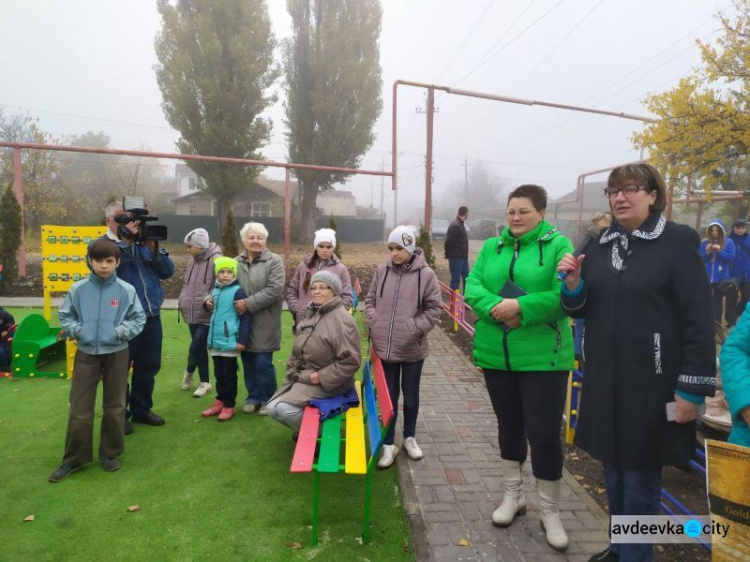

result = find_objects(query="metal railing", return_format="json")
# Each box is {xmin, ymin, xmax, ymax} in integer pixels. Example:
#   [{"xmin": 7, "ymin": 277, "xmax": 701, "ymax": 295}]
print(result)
[{"xmin": 437, "ymin": 281, "xmax": 474, "ymax": 336}]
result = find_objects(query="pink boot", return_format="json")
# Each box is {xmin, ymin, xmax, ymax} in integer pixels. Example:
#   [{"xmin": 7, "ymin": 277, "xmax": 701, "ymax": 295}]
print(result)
[
  {"xmin": 202, "ymin": 400, "xmax": 224, "ymax": 417},
  {"xmin": 218, "ymin": 407, "xmax": 235, "ymax": 422}
]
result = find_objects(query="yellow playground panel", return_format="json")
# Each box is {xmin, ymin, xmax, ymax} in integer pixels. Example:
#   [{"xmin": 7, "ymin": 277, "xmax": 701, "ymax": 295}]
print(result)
[{"xmin": 41, "ymin": 225, "xmax": 107, "ymax": 320}]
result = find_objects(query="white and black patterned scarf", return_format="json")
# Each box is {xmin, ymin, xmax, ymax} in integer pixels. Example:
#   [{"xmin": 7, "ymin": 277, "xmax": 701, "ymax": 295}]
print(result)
[{"xmin": 599, "ymin": 211, "xmax": 666, "ymax": 271}]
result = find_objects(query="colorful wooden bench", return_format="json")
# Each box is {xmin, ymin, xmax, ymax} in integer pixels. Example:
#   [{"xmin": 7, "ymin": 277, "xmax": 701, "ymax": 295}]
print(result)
[{"xmin": 290, "ymin": 350, "xmax": 394, "ymax": 545}]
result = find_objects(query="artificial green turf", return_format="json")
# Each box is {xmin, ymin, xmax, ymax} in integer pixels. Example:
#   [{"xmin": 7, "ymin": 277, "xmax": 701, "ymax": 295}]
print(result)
[{"xmin": 0, "ymin": 308, "xmax": 414, "ymax": 561}]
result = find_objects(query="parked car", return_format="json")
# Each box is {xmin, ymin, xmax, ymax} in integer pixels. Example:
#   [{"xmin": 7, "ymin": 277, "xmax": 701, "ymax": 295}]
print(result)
[
  {"xmin": 431, "ymin": 219, "xmax": 450, "ymax": 240},
  {"xmin": 468, "ymin": 218, "xmax": 499, "ymax": 240}
]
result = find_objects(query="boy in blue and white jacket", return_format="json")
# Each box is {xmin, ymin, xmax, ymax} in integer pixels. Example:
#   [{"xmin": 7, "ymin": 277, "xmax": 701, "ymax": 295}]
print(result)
[
  {"xmin": 49, "ymin": 239, "xmax": 146, "ymax": 483},
  {"xmin": 201, "ymin": 257, "xmax": 252, "ymax": 422}
]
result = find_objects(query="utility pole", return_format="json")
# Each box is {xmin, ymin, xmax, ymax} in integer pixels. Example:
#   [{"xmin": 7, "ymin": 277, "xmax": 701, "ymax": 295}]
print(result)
[
  {"xmin": 416, "ymin": 90, "xmax": 437, "ymax": 233},
  {"xmin": 380, "ymin": 155, "xmax": 385, "ymax": 219},
  {"xmin": 462, "ymin": 155, "xmax": 470, "ymax": 204}
]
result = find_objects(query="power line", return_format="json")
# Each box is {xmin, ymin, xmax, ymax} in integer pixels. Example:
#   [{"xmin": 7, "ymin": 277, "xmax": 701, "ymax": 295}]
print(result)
[
  {"xmin": 433, "ymin": 0, "xmax": 497, "ymax": 84},
  {"xmin": 0, "ymin": 102, "xmax": 175, "ymax": 132},
  {"xmin": 453, "ymin": 0, "xmax": 565, "ymax": 86},
  {"xmin": 508, "ymin": 0, "xmax": 606, "ymax": 95}
]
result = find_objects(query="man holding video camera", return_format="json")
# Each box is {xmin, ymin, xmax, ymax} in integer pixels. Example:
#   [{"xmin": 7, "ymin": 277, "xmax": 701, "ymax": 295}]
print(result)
[{"xmin": 104, "ymin": 200, "xmax": 174, "ymax": 433}]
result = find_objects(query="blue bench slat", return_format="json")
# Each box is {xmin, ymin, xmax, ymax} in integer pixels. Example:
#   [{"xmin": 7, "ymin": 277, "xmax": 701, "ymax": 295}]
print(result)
[{"xmin": 363, "ymin": 361, "xmax": 382, "ymax": 459}]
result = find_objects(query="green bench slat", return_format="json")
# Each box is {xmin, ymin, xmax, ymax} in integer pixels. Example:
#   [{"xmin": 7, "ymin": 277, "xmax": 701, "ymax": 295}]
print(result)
[{"xmin": 317, "ymin": 415, "xmax": 342, "ymax": 473}]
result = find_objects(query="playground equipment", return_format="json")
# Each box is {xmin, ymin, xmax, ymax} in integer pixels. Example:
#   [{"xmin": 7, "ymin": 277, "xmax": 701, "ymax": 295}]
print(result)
[
  {"xmin": 565, "ymin": 362, "xmax": 583, "ymax": 444},
  {"xmin": 41, "ymin": 225, "xmax": 107, "ymax": 320},
  {"xmin": 10, "ymin": 314, "xmax": 71, "ymax": 379}
]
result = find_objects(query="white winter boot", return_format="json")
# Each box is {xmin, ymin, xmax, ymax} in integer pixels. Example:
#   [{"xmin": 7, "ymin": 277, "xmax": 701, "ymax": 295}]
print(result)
[
  {"xmin": 537, "ymin": 478, "xmax": 569, "ymax": 551},
  {"xmin": 491, "ymin": 459, "xmax": 526, "ymax": 527}
]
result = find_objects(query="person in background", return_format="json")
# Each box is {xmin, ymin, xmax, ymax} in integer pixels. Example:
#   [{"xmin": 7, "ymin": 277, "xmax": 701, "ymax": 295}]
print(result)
[
  {"xmin": 50, "ymin": 239, "xmax": 145, "ymax": 482},
  {"xmin": 366, "ymin": 225, "xmax": 442, "ymax": 468},
  {"xmin": 201, "ymin": 258, "xmax": 252, "ymax": 422},
  {"xmin": 729, "ymin": 219, "xmax": 750, "ymax": 319},
  {"xmin": 103, "ymin": 201, "xmax": 174, "ymax": 433},
  {"xmin": 267, "ymin": 271, "xmax": 361, "ymax": 433},
  {"xmin": 0, "ymin": 306, "xmax": 16, "ymax": 368},
  {"xmin": 573, "ymin": 212, "xmax": 612, "ymax": 367},
  {"xmin": 465, "ymin": 184, "xmax": 574, "ymax": 552},
  {"xmin": 700, "ymin": 219, "xmax": 737, "ymax": 327},
  {"xmin": 178, "ymin": 228, "xmax": 222, "ymax": 397},
  {"xmin": 444, "ymin": 206, "xmax": 470, "ymax": 292},
  {"xmin": 286, "ymin": 228, "xmax": 352, "ymax": 331},
  {"xmin": 558, "ymin": 163, "xmax": 715, "ymax": 562}
]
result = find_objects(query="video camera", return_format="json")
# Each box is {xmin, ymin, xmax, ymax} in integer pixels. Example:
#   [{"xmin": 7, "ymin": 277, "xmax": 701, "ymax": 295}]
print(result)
[{"xmin": 114, "ymin": 196, "xmax": 168, "ymax": 242}]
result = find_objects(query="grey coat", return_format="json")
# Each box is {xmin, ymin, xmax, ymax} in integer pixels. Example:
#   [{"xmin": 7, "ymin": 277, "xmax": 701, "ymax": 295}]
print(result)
[
  {"xmin": 365, "ymin": 249, "xmax": 442, "ymax": 362},
  {"xmin": 178, "ymin": 243, "xmax": 222, "ymax": 325},
  {"xmin": 236, "ymin": 248, "xmax": 285, "ymax": 353},
  {"xmin": 286, "ymin": 253, "xmax": 353, "ymax": 324},
  {"xmin": 270, "ymin": 296, "xmax": 361, "ymax": 407}
]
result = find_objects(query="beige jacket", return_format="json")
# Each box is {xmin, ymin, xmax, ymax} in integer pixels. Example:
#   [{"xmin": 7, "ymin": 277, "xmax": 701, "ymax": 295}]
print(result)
[{"xmin": 270, "ymin": 296, "xmax": 361, "ymax": 407}]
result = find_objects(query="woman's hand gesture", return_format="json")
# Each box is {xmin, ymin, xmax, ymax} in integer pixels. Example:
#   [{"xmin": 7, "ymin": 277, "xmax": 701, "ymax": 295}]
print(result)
[{"xmin": 557, "ymin": 253, "xmax": 585, "ymax": 291}]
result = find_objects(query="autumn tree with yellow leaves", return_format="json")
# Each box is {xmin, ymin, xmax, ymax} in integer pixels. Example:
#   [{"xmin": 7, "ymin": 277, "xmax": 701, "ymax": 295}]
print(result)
[{"xmin": 635, "ymin": 0, "xmax": 750, "ymax": 193}]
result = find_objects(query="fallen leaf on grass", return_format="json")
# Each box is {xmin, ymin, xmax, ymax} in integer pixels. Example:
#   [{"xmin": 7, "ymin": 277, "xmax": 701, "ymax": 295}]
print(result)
[
  {"xmin": 573, "ymin": 474, "xmax": 585, "ymax": 481},
  {"xmin": 284, "ymin": 541, "xmax": 303, "ymax": 550},
  {"xmin": 127, "ymin": 505, "xmax": 140, "ymax": 512},
  {"xmin": 403, "ymin": 541, "xmax": 410, "ymax": 552},
  {"xmin": 569, "ymin": 453, "xmax": 579, "ymax": 460},
  {"xmin": 458, "ymin": 539, "xmax": 469, "ymax": 546},
  {"xmin": 23, "ymin": 514, "xmax": 35, "ymax": 522},
  {"xmin": 597, "ymin": 487, "xmax": 606, "ymax": 494},
  {"xmin": 582, "ymin": 484, "xmax": 591, "ymax": 490},
  {"xmin": 194, "ymin": 419, "xmax": 203, "ymax": 423}
]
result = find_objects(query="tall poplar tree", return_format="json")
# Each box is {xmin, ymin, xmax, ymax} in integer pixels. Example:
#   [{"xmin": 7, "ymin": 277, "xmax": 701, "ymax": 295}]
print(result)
[
  {"xmin": 284, "ymin": 0, "xmax": 383, "ymax": 238},
  {"xmin": 155, "ymin": 0, "xmax": 278, "ymax": 247}
]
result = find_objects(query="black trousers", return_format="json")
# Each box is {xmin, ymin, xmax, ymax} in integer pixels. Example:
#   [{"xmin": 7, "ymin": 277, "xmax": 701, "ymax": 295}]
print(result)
[
  {"xmin": 483, "ymin": 369, "xmax": 568, "ymax": 481},
  {"xmin": 712, "ymin": 281, "xmax": 738, "ymax": 326}
]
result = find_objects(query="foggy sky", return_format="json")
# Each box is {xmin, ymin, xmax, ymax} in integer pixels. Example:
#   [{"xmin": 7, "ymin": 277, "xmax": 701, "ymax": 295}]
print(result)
[{"xmin": 1, "ymin": 0, "xmax": 732, "ymax": 226}]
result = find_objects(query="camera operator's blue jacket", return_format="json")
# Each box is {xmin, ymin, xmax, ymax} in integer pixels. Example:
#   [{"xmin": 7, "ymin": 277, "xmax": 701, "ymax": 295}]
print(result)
[{"xmin": 99, "ymin": 234, "xmax": 175, "ymax": 317}]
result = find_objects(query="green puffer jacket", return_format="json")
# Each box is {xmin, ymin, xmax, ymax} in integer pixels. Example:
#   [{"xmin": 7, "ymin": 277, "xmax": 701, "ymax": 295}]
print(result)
[{"xmin": 465, "ymin": 219, "xmax": 574, "ymax": 372}]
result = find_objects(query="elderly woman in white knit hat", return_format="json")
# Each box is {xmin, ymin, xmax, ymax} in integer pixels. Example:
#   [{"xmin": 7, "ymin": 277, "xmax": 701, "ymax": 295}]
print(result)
[
  {"xmin": 178, "ymin": 228, "xmax": 222, "ymax": 397},
  {"xmin": 267, "ymin": 270, "xmax": 361, "ymax": 433},
  {"xmin": 365, "ymin": 226, "xmax": 443, "ymax": 468},
  {"xmin": 286, "ymin": 228, "xmax": 353, "ymax": 332}
]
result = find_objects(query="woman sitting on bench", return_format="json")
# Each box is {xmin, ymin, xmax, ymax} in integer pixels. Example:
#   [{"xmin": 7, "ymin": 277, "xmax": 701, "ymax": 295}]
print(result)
[{"xmin": 266, "ymin": 271, "xmax": 361, "ymax": 435}]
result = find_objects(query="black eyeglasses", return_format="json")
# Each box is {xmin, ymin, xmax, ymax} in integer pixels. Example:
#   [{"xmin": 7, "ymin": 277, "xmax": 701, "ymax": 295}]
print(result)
[{"xmin": 603, "ymin": 184, "xmax": 647, "ymax": 197}]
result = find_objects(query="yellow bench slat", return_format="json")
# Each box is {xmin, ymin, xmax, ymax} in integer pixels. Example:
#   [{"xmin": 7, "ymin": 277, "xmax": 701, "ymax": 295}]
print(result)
[{"xmin": 345, "ymin": 381, "xmax": 367, "ymax": 475}]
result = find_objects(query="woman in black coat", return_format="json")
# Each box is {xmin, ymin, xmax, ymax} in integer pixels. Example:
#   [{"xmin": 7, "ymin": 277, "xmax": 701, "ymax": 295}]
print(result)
[{"xmin": 557, "ymin": 163, "xmax": 715, "ymax": 562}]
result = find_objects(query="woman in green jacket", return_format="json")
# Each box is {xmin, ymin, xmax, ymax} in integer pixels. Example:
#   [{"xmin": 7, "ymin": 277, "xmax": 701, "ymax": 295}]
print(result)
[{"xmin": 465, "ymin": 184, "xmax": 574, "ymax": 552}]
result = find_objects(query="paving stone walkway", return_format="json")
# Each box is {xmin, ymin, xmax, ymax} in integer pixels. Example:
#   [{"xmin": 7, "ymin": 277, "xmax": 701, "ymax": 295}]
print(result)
[{"xmin": 393, "ymin": 327, "xmax": 610, "ymax": 561}]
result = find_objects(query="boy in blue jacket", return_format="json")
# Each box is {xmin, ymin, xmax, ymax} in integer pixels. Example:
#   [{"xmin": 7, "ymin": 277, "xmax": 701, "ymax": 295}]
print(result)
[
  {"xmin": 49, "ymin": 239, "xmax": 146, "ymax": 482},
  {"xmin": 201, "ymin": 257, "xmax": 252, "ymax": 422}
]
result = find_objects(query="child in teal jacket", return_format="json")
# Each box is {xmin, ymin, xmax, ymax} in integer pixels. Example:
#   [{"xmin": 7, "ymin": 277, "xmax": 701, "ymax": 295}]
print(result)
[
  {"xmin": 201, "ymin": 257, "xmax": 252, "ymax": 422},
  {"xmin": 718, "ymin": 307, "xmax": 750, "ymax": 448}
]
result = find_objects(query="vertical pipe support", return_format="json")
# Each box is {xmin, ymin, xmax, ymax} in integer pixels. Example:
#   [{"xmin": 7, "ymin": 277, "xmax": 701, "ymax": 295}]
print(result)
[{"xmin": 13, "ymin": 148, "xmax": 26, "ymax": 278}]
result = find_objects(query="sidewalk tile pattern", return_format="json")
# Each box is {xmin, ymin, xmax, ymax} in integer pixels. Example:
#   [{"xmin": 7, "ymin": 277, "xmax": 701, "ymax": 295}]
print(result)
[{"xmin": 393, "ymin": 328, "xmax": 610, "ymax": 561}]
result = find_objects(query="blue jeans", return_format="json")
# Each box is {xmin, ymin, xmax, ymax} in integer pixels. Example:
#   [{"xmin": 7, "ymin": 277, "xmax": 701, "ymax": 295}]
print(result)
[
  {"xmin": 186, "ymin": 324, "xmax": 210, "ymax": 383},
  {"xmin": 241, "ymin": 351, "xmax": 277, "ymax": 405},
  {"xmin": 382, "ymin": 359, "xmax": 424, "ymax": 445},
  {"xmin": 127, "ymin": 315, "xmax": 163, "ymax": 418},
  {"xmin": 604, "ymin": 463, "xmax": 663, "ymax": 562},
  {"xmin": 213, "ymin": 355, "xmax": 238, "ymax": 408},
  {"xmin": 448, "ymin": 258, "xmax": 469, "ymax": 292}
]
